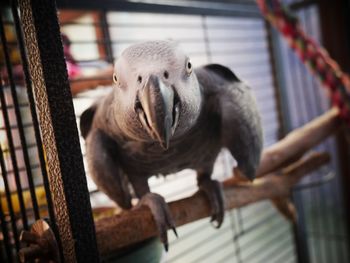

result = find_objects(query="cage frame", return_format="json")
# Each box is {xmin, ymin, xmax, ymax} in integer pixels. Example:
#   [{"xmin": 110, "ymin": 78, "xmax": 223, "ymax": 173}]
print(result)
[{"xmin": 16, "ymin": 0, "xmax": 99, "ymax": 262}]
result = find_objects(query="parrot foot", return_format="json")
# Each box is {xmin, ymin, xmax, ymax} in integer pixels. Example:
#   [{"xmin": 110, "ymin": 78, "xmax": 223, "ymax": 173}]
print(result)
[
  {"xmin": 137, "ymin": 192, "xmax": 177, "ymax": 251},
  {"xmin": 199, "ymin": 179, "xmax": 225, "ymax": 228}
]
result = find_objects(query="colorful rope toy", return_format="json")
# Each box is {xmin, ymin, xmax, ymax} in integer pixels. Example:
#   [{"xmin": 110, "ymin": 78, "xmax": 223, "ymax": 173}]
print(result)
[{"xmin": 257, "ymin": 0, "xmax": 350, "ymax": 125}]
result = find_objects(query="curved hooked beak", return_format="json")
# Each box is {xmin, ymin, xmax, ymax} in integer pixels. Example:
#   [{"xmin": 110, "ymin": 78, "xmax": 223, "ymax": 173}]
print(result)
[{"xmin": 135, "ymin": 75, "xmax": 180, "ymax": 149}]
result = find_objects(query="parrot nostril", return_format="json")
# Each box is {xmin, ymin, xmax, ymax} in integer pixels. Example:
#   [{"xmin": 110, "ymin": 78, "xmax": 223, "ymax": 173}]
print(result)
[
  {"xmin": 164, "ymin": 71, "xmax": 169, "ymax": 79},
  {"xmin": 138, "ymin": 76, "xmax": 142, "ymax": 83}
]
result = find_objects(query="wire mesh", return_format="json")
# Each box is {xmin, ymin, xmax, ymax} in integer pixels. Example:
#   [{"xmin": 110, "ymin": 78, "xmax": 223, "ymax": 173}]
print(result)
[{"xmin": 0, "ymin": 3, "xmax": 55, "ymax": 262}]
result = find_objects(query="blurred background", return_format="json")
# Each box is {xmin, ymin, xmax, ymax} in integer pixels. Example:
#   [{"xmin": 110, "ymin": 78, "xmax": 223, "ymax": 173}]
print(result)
[{"xmin": 1, "ymin": 0, "xmax": 349, "ymax": 262}]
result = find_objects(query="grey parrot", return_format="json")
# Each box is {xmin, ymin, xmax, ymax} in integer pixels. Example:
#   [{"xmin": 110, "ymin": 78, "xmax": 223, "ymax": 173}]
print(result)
[{"xmin": 80, "ymin": 40, "xmax": 263, "ymax": 250}]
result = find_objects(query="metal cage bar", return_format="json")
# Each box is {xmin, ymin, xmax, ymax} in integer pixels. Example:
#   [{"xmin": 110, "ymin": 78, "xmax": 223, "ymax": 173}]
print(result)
[
  {"xmin": 0, "ymin": 6, "xmax": 40, "ymax": 222},
  {"xmin": 0, "ymin": 14, "xmax": 29, "ymax": 232}
]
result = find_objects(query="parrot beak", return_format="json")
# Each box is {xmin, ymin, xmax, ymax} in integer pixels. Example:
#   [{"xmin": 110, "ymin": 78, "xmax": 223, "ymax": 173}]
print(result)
[{"xmin": 136, "ymin": 75, "xmax": 178, "ymax": 149}]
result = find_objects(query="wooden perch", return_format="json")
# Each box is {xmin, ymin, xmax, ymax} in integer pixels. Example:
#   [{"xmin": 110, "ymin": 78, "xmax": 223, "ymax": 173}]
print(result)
[
  {"xmin": 95, "ymin": 152, "xmax": 329, "ymax": 256},
  {"xmin": 256, "ymin": 107, "xmax": 340, "ymax": 176}
]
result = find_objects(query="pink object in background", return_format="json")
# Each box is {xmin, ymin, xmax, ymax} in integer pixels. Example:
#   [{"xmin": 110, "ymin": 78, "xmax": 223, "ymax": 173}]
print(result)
[
  {"xmin": 66, "ymin": 60, "xmax": 81, "ymax": 78},
  {"xmin": 62, "ymin": 33, "xmax": 82, "ymax": 78}
]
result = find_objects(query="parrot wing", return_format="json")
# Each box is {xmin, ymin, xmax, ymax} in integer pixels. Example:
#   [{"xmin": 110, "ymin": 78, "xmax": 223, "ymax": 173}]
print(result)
[
  {"xmin": 198, "ymin": 64, "xmax": 263, "ymax": 180},
  {"xmin": 80, "ymin": 103, "xmax": 98, "ymax": 139}
]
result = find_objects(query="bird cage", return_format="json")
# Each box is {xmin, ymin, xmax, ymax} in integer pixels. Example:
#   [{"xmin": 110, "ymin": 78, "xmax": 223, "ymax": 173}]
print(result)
[{"xmin": 0, "ymin": 0, "xmax": 349, "ymax": 262}]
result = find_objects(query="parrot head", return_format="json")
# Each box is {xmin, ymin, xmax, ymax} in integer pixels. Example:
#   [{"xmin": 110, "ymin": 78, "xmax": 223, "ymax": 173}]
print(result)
[{"xmin": 111, "ymin": 40, "xmax": 202, "ymax": 149}]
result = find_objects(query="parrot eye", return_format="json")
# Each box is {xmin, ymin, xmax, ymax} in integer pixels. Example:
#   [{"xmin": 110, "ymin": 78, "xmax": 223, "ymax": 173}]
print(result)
[
  {"xmin": 186, "ymin": 59, "xmax": 192, "ymax": 75},
  {"xmin": 113, "ymin": 73, "xmax": 118, "ymax": 84},
  {"xmin": 164, "ymin": 71, "xmax": 169, "ymax": 79},
  {"xmin": 138, "ymin": 76, "xmax": 142, "ymax": 83}
]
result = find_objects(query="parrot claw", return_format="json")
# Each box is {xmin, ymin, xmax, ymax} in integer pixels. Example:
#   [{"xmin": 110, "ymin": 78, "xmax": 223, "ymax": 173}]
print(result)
[
  {"xmin": 137, "ymin": 192, "xmax": 177, "ymax": 251},
  {"xmin": 199, "ymin": 179, "xmax": 225, "ymax": 228},
  {"xmin": 172, "ymin": 227, "xmax": 178, "ymax": 238}
]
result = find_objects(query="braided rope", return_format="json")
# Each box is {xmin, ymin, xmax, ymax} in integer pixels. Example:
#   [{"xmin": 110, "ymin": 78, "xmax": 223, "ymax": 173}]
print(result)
[{"xmin": 257, "ymin": 0, "xmax": 350, "ymax": 125}]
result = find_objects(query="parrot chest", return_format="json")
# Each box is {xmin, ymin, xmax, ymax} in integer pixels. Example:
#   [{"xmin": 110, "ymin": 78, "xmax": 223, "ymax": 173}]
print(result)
[{"xmin": 118, "ymin": 116, "xmax": 221, "ymax": 176}]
